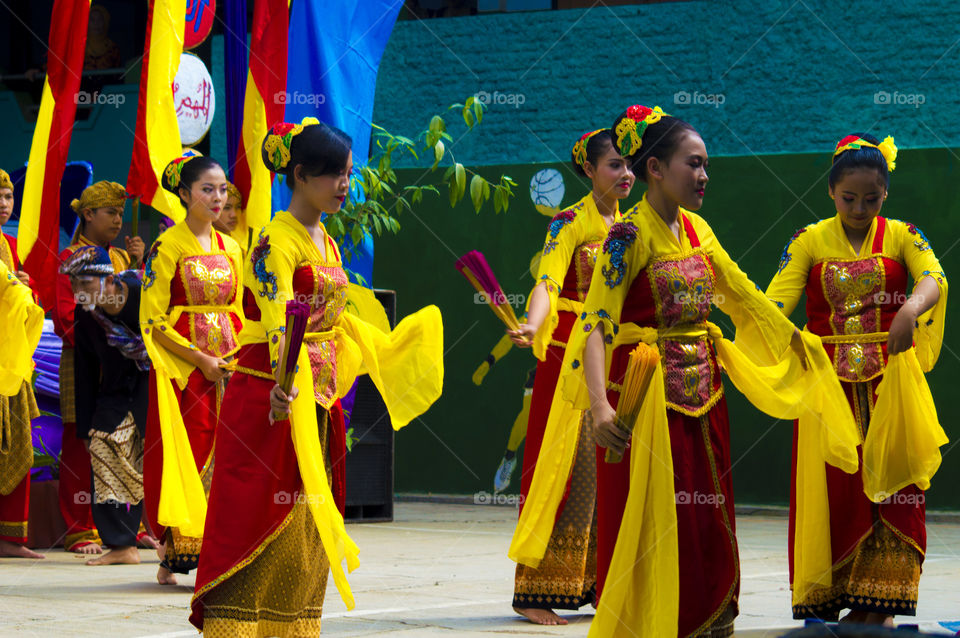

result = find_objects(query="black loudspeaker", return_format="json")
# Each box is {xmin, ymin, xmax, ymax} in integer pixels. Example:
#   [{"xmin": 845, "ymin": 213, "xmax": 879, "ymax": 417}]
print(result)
[{"xmin": 343, "ymin": 289, "xmax": 396, "ymax": 523}]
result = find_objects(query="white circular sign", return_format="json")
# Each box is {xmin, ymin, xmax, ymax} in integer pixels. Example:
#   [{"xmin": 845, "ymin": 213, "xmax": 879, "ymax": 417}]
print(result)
[
  {"xmin": 173, "ymin": 53, "xmax": 215, "ymax": 146},
  {"xmin": 530, "ymin": 168, "xmax": 564, "ymax": 209}
]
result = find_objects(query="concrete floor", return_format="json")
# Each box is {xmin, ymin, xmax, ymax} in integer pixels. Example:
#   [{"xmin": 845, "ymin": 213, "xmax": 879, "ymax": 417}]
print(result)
[{"xmin": 1, "ymin": 502, "xmax": 958, "ymax": 637}]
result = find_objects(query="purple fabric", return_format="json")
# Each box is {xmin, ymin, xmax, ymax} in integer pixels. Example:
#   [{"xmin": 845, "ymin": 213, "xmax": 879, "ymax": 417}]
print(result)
[{"xmin": 223, "ymin": 0, "xmax": 248, "ymax": 181}]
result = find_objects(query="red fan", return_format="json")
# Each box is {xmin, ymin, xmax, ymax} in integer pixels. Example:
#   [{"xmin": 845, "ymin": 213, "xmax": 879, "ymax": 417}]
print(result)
[
  {"xmin": 271, "ymin": 300, "xmax": 311, "ymax": 422},
  {"xmin": 455, "ymin": 250, "xmax": 521, "ymax": 333}
]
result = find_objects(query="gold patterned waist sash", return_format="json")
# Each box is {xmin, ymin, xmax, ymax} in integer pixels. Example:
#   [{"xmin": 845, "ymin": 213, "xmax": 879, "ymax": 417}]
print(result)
[
  {"xmin": 230, "ymin": 328, "xmax": 338, "ymax": 380},
  {"xmin": 613, "ymin": 322, "xmax": 712, "ymax": 347},
  {"xmin": 819, "ymin": 331, "xmax": 888, "ymax": 345},
  {"xmin": 168, "ymin": 304, "xmax": 235, "ymax": 326}
]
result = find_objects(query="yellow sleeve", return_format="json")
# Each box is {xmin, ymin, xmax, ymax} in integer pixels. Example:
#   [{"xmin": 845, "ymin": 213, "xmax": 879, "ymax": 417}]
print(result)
[
  {"xmin": 140, "ymin": 230, "xmax": 196, "ymax": 385},
  {"xmin": 561, "ymin": 219, "xmax": 647, "ymax": 409},
  {"xmin": 696, "ymin": 216, "xmax": 794, "ymax": 365},
  {"xmin": 894, "ymin": 220, "xmax": 948, "ymax": 371},
  {"xmin": 246, "ymin": 226, "xmax": 298, "ymax": 372},
  {"xmin": 0, "ymin": 262, "xmax": 43, "ymax": 395},
  {"xmin": 530, "ymin": 207, "xmax": 583, "ymax": 360},
  {"xmin": 336, "ymin": 305, "xmax": 444, "ymax": 430},
  {"xmin": 765, "ymin": 225, "xmax": 815, "ymax": 318}
]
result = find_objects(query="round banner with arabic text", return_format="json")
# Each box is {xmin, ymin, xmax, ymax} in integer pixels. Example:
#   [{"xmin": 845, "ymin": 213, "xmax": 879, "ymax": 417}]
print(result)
[{"xmin": 174, "ymin": 52, "xmax": 216, "ymax": 147}]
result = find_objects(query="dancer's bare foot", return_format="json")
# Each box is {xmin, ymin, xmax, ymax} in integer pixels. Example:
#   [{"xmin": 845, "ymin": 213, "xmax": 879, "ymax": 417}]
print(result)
[
  {"xmin": 137, "ymin": 534, "xmax": 160, "ymax": 551},
  {"xmin": 86, "ymin": 545, "xmax": 140, "ymax": 566},
  {"xmin": 71, "ymin": 542, "xmax": 103, "ymax": 555},
  {"xmin": 514, "ymin": 607, "xmax": 568, "ymax": 625},
  {"xmin": 157, "ymin": 565, "xmax": 178, "ymax": 585},
  {"xmin": 155, "ymin": 540, "xmax": 166, "ymax": 561},
  {"xmin": 0, "ymin": 539, "xmax": 44, "ymax": 559}
]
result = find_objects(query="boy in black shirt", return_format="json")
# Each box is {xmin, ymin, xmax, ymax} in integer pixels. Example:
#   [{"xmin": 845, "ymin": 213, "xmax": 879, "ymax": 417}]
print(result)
[{"xmin": 61, "ymin": 246, "xmax": 152, "ymax": 566}]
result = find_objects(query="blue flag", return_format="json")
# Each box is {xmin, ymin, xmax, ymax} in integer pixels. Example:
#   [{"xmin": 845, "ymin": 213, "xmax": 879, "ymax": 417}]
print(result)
[{"xmin": 273, "ymin": 0, "xmax": 403, "ymax": 286}]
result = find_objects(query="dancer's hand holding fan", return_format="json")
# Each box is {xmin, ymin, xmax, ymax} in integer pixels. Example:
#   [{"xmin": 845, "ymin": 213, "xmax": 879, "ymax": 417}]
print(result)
[
  {"xmin": 270, "ymin": 301, "xmax": 311, "ymax": 423},
  {"xmin": 606, "ymin": 342, "xmax": 661, "ymax": 463}
]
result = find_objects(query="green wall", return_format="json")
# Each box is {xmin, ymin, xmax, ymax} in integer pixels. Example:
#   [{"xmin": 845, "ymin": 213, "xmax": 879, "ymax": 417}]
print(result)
[{"xmin": 374, "ymin": 147, "xmax": 960, "ymax": 508}]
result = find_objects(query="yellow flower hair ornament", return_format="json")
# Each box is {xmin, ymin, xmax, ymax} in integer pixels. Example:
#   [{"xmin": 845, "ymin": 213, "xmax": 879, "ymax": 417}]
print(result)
[
  {"xmin": 833, "ymin": 135, "xmax": 898, "ymax": 172},
  {"xmin": 615, "ymin": 105, "xmax": 667, "ymax": 158},
  {"xmin": 572, "ymin": 129, "xmax": 606, "ymax": 168},
  {"xmin": 162, "ymin": 155, "xmax": 199, "ymax": 193},
  {"xmin": 263, "ymin": 116, "xmax": 320, "ymax": 173},
  {"xmin": 0, "ymin": 168, "xmax": 12, "ymax": 191}
]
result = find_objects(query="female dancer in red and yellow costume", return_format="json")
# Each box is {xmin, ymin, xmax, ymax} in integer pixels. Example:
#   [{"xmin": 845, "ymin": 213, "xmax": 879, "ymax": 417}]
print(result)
[
  {"xmin": 518, "ymin": 106, "xmax": 860, "ymax": 637},
  {"xmin": 763, "ymin": 134, "xmax": 947, "ymax": 626},
  {"xmin": 140, "ymin": 155, "xmax": 244, "ymax": 585},
  {"xmin": 190, "ymin": 119, "xmax": 443, "ymax": 636},
  {"xmin": 506, "ymin": 129, "xmax": 634, "ymax": 625},
  {"xmin": 0, "ymin": 179, "xmax": 43, "ymax": 557}
]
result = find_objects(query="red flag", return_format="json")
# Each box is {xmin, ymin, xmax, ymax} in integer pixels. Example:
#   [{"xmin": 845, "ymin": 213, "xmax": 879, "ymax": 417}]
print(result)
[
  {"xmin": 126, "ymin": 0, "xmax": 186, "ymax": 222},
  {"xmin": 234, "ymin": 0, "xmax": 288, "ymax": 234},
  {"xmin": 18, "ymin": 0, "xmax": 91, "ymax": 308}
]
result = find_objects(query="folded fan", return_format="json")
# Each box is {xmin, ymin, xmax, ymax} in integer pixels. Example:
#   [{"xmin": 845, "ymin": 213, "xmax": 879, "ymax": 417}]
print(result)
[
  {"xmin": 455, "ymin": 250, "xmax": 521, "ymax": 332},
  {"xmin": 606, "ymin": 342, "xmax": 661, "ymax": 463},
  {"xmin": 272, "ymin": 300, "xmax": 311, "ymax": 422}
]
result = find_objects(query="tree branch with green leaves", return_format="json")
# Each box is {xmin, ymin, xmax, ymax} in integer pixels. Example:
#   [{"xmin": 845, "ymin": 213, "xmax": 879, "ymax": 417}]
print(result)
[{"xmin": 327, "ymin": 96, "xmax": 518, "ymax": 264}]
